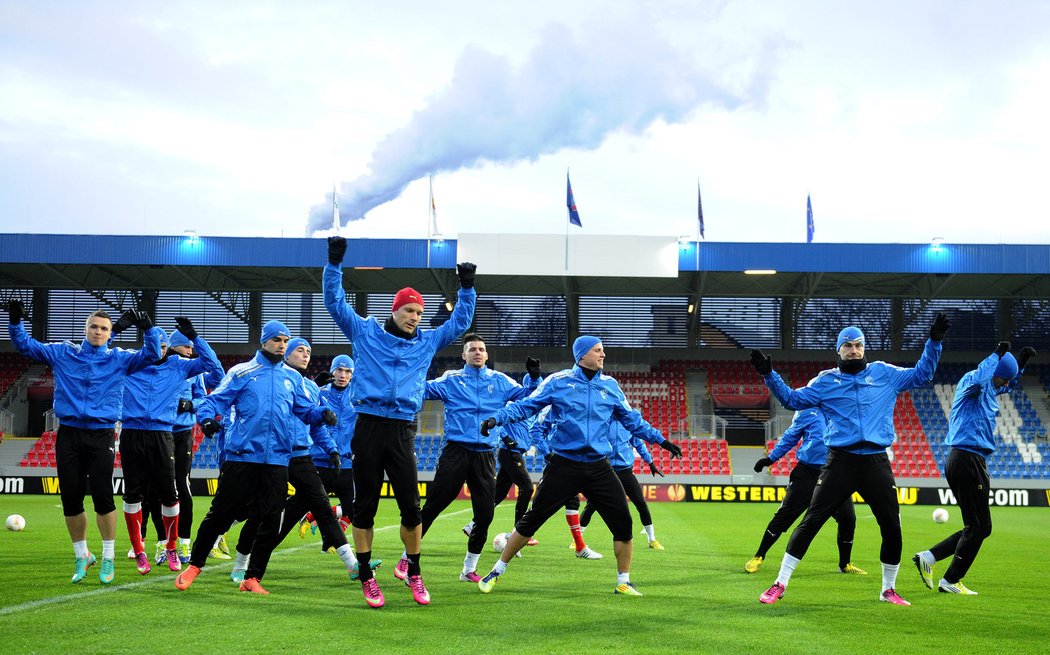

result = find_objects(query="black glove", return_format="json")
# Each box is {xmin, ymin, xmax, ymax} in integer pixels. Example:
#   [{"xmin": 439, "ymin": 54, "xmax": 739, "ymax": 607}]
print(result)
[
  {"xmin": 480, "ymin": 417, "xmax": 497, "ymax": 436},
  {"xmin": 660, "ymin": 440, "xmax": 683, "ymax": 459},
  {"xmin": 1018, "ymin": 346, "xmax": 1037, "ymax": 369},
  {"xmin": 132, "ymin": 310, "xmax": 153, "ymax": 331},
  {"xmin": 525, "ymin": 357, "xmax": 541, "ymax": 379},
  {"xmin": 199, "ymin": 418, "xmax": 221, "ymax": 438},
  {"xmin": 177, "ymin": 399, "xmax": 196, "ymax": 414},
  {"xmin": 322, "ymin": 409, "xmax": 338, "ymax": 426},
  {"xmin": 328, "ymin": 236, "xmax": 347, "ymax": 266},
  {"xmin": 753, "ymin": 457, "xmax": 773, "ymax": 473},
  {"xmin": 6, "ymin": 299, "xmax": 24, "ymax": 325},
  {"xmin": 456, "ymin": 262, "xmax": 477, "ymax": 289},
  {"xmin": 313, "ymin": 371, "xmax": 335, "ymax": 387},
  {"xmin": 328, "ymin": 451, "xmax": 341, "ymax": 472},
  {"xmin": 929, "ymin": 312, "xmax": 951, "ymax": 341},
  {"xmin": 995, "ymin": 341, "xmax": 1011, "ymax": 357},
  {"xmin": 750, "ymin": 349, "xmax": 772, "ymax": 376},
  {"xmin": 111, "ymin": 310, "xmax": 136, "ymax": 335},
  {"xmin": 648, "ymin": 462, "xmax": 665, "ymax": 477},
  {"xmin": 500, "ymin": 433, "xmax": 518, "ymax": 450},
  {"xmin": 175, "ymin": 316, "xmax": 197, "ymax": 340}
]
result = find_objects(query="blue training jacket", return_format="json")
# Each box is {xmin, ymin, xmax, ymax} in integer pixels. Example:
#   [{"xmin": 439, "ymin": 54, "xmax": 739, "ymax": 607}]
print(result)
[
  {"xmin": 494, "ymin": 365, "xmax": 667, "ymax": 463},
  {"xmin": 323, "ymin": 263, "xmax": 476, "ymax": 420},
  {"xmin": 173, "ymin": 375, "xmax": 207, "ymax": 431},
  {"xmin": 763, "ymin": 339, "xmax": 942, "ymax": 454},
  {"xmin": 425, "ymin": 365, "xmax": 539, "ymax": 451},
  {"xmin": 197, "ymin": 351, "xmax": 327, "ymax": 466},
  {"xmin": 10, "ymin": 322, "xmax": 164, "ymax": 430},
  {"xmin": 286, "ymin": 369, "xmax": 338, "ymax": 458},
  {"xmin": 769, "ymin": 409, "xmax": 828, "ymax": 468},
  {"xmin": 313, "ymin": 382, "xmax": 356, "ymax": 469},
  {"xmin": 608, "ymin": 422, "xmax": 654, "ymax": 470},
  {"xmin": 946, "ymin": 352, "xmax": 1023, "ymax": 457},
  {"xmin": 121, "ymin": 336, "xmax": 224, "ymax": 431}
]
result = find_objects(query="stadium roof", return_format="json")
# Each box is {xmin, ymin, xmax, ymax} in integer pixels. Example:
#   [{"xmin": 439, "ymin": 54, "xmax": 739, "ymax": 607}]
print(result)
[{"xmin": 2, "ymin": 233, "xmax": 1049, "ymax": 299}]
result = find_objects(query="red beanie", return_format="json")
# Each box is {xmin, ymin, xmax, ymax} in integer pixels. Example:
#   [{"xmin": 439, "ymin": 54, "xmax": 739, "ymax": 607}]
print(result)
[{"xmin": 392, "ymin": 287, "xmax": 424, "ymax": 313}]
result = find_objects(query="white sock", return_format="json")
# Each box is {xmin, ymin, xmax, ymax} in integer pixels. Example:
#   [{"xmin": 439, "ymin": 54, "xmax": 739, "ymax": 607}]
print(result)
[
  {"xmin": 179, "ymin": 537, "xmax": 191, "ymax": 547},
  {"xmin": 73, "ymin": 540, "xmax": 89, "ymax": 559},
  {"xmin": 401, "ymin": 549, "xmax": 408, "ymax": 560},
  {"xmin": 492, "ymin": 559, "xmax": 508, "ymax": 575},
  {"xmin": 101, "ymin": 540, "xmax": 115, "ymax": 560},
  {"xmin": 233, "ymin": 551, "xmax": 250, "ymax": 571},
  {"xmin": 336, "ymin": 544, "xmax": 357, "ymax": 570},
  {"xmin": 643, "ymin": 524, "xmax": 656, "ymax": 541},
  {"xmin": 881, "ymin": 562, "xmax": 900, "ymax": 592},
  {"xmin": 775, "ymin": 553, "xmax": 800, "ymax": 587},
  {"xmin": 919, "ymin": 550, "xmax": 935, "ymax": 565},
  {"xmin": 334, "ymin": 505, "xmax": 343, "ymax": 519},
  {"xmin": 463, "ymin": 551, "xmax": 481, "ymax": 574},
  {"xmin": 465, "ymin": 520, "xmax": 475, "ymax": 532},
  {"xmin": 617, "ymin": 571, "xmax": 630, "ymax": 585},
  {"xmin": 213, "ymin": 535, "xmax": 223, "ymax": 549}
]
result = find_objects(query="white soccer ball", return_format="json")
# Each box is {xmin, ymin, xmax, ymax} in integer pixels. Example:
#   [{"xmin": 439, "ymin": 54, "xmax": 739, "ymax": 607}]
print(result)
[
  {"xmin": 932, "ymin": 508, "xmax": 949, "ymax": 524},
  {"xmin": 492, "ymin": 532, "xmax": 509, "ymax": 552},
  {"xmin": 5, "ymin": 514, "xmax": 25, "ymax": 531}
]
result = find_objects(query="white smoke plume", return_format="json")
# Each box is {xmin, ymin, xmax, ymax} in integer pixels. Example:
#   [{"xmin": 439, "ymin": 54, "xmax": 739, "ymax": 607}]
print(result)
[{"xmin": 306, "ymin": 13, "xmax": 781, "ymax": 234}]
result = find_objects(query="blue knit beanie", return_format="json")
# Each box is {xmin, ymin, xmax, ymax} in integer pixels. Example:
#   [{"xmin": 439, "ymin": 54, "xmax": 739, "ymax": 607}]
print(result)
[
  {"xmin": 836, "ymin": 326, "xmax": 866, "ymax": 350},
  {"xmin": 330, "ymin": 354, "xmax": 354, "ymax": 372},
  {"xmin": 285, "ymin": 337, "xmax": 311, "ymax": 359},
  {"xmin": 572, "ymin": 335, "xmax": 602, "ymax": 362},
  {"xmin": 168, "ymin": 329, "xmax": 192, "ymax": 349},
  {"xmin": 260, "ymin": 320, "xmax": 290, "ymax": 344},
  {"xmin": 994, "ymin": 352, "xmax": 1018, "ymax": 380}
]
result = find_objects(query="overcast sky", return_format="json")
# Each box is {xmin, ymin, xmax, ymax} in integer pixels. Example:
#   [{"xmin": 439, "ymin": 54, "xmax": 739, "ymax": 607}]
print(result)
[{"xmin": 1, "ymin": 1, "xmax": 1048, "ymax": 244}]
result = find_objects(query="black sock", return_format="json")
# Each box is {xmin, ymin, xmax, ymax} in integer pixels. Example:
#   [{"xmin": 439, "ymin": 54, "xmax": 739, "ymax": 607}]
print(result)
[
  {"xmin": 357, "ymin": 550, "xmax": 373, "ymax": 582},
  {"xmin": 755, "ymin": 528, "xmax": 780, "ymax": 559},
  {"xmin": 407, "ymin": 552, "xmax": 421, "ymax": 577}
]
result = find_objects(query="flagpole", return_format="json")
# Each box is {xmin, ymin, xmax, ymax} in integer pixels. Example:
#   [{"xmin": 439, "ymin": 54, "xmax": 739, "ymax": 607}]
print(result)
[
  {"xmin": 565, "ymin": 168, "xmax": 570, "ymax": 273},
  {"xmin": 424, "ymin": 173, "xmax": 432, "ymax": 270},
  {"xmin": 331, "ymin": 182, "xmax": 339, "ymax": 236},
  {"xmin": 695, "ymin": 178, "xmax": 700, "ymax": 271}
]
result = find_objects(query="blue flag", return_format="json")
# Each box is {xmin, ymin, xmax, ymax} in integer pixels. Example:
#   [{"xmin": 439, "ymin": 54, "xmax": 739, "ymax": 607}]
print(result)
[
  {"xmin": 567, "ymin": 173, "xmax": 582, "ymax": 227},
  {"xmin": 697, "ymin": 180, "xmax": 705, "ymax": 239},
  {"xmin": 806, "ymin": 194, "xmax": 814, "ymax": 243}
]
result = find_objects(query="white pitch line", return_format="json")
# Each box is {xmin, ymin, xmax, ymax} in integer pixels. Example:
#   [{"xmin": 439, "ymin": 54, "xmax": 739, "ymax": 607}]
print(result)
[{"xmin": 0, "ymin": 507, "xmax": 476, "ymax": 617}]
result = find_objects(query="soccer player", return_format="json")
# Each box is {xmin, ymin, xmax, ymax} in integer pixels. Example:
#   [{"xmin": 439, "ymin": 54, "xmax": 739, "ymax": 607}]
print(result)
[
  {"xmin": 174, "ymin": 321, "xmax": 334, "ymax": 592},
  {"xmin": 530, "ymin": 408, "xmax": 604, "ymax": 559},
  {"xmin": 746, "ymin": 407, "xmax": 864, "ymax": 575},
  {"xmin": 119, "ymin": 317, "xmax": 222, "ymax": 575},
  {"xmin": 230, "ymin": 338, "xmax": 356, "ymax": 593},
  {"xmin": 579, "ymin": 421, "xmax": 666, "ymax": 551},
  {"xmin": 297, "ymin": 354, "xmax": 359, "ymax": 550},
  {"xmin": 750, "ymin": 314, "xmax": 950, "ymax": 606},
  {"xmin": 463, "ymin": 399, "xmax": 542, "ymax": 549},
  {"xmin": 913, "ymin": 343, "xmax": 1035, "ymax": 595},
  {"xmin": 168, "ymin": 326, "xmax": 225, "ymax": 563},
  {"xmin": 324, "ymin": 235, "xmax": 476, "ymax": 608},
  {"xmin": 476, "ymin": 336, "xmax": 683, "ymax": 596},
  {"xmin": 416, "ymin": 335, "xmax": 540, "ymax": 582},
  {"xmin": 7, "ymin": 301, "xmax": 162, "ymax": 584}
]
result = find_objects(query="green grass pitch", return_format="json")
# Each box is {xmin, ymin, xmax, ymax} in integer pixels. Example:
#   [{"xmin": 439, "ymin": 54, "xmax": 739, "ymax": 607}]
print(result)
[{"xmin": 1, "ymin": 495, "xmax": 1048, "ymax": 654}]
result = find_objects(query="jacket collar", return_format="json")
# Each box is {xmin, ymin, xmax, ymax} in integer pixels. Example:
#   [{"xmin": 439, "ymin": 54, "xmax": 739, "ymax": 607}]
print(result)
[
  {"xmin": 461, "ymin": 364, "xmax": 488, "ymax": 377},
  {"xmin": 80, "ymin": 339, "xmax": 109, "ymax": 354},
  {"xmin": 254, "ymin": 350, "xmax": 284, "ymax": 366}
]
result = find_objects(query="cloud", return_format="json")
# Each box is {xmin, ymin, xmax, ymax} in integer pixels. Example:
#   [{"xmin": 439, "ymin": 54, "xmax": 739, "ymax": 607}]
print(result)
[{"xmin": 307, "ymin": 9, "xmax": 783, "ymax": 233}]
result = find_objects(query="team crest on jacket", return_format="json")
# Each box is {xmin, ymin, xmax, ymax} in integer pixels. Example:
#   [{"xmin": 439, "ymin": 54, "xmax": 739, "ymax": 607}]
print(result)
[
  {"xmin": 865, "ymin": 376, "xmax": 874, "ymax": 384},
  {"xmin": 284, "ymin": 379, "xmax": 293, "ymax": 391},
  {"xmin": 487, "ymin": 384, "xmax": 494, "ymax": 394},
  {"xmin": 600, "ymin": 389, "xmax": 607, "ymax": 399}
]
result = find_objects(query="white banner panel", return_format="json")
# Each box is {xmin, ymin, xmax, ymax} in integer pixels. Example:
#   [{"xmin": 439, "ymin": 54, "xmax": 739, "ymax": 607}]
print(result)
[{"xmin": 457, "ymin": 233, "xmax": 679, "ymax": 278}]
